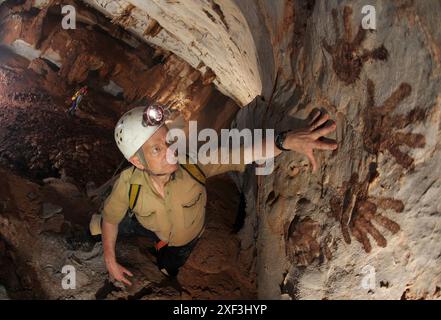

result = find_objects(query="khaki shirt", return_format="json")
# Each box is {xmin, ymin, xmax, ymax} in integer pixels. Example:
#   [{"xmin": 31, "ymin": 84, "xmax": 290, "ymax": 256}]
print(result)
[{"xmin": 102, "ymin": 148, "xmax": 247, "ymax": 247}]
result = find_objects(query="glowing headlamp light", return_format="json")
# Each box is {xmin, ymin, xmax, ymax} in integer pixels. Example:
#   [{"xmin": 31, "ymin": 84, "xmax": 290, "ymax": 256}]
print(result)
[{"xmin": 142, "ymin": 104, "xmax": 165, "ymax": 127}]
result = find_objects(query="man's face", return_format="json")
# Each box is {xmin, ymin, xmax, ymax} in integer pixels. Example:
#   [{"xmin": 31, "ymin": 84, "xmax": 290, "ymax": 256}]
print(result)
[{"xmin": 138, "ymin": 126, "xmax": 178, "ymax": 174}]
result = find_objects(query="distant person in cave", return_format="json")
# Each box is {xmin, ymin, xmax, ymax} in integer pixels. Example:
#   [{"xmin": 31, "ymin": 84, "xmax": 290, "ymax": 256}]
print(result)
[
  {"xmin": 67, "ymin": 85, "xmax": 88, "ymax": 117},
  {"xmin": 89, "ymin": 102, "xmax": 337, "ymax": 285}
]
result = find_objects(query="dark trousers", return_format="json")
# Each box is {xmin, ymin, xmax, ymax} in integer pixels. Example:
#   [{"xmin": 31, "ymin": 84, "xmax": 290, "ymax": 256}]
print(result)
[
  {"xmin": 118, "ymin": 213, "xmax": 199, "ymax": 277},
  {"xmin": 68, "ymin": 96, "xmax": 82, "ymax": 116},
  {"xmin": 68, "ymin": 101, "xmax": 77, "ymax": 116}
]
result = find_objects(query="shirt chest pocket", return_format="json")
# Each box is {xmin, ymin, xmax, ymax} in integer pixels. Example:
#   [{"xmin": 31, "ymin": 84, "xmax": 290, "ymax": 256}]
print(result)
[
  {"xmin": 133, "ymin": 193, "xmax": 160, "ymax": 232},
  {"xmin": 135, "ymin": 209, "xmax": 158, "ymax": 231},
  {"xmin": 181, "ymin": 188, "xmax": 206, "ymax": 229}
]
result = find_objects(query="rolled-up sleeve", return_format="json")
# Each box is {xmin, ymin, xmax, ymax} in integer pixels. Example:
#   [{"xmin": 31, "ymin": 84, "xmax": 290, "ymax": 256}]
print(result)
[
  {"xmin": 197, "ymin": 144, "xmax": 248, "ymax": 178},
  {"xmin": 102, "ymin": 171, "xmax": 129, "ymax": 225}
]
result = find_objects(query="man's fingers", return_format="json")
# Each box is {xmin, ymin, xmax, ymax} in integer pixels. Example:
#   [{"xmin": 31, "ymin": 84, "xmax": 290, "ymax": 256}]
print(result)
[
  {"xmin": 312, "ymin": 121, "xmax": 337, "ymax": 139},
  {"xmin": 120, "ymin": 276, "xmax": 132, "ymax": 286},
  {"xmin": 314, "ymin": 139, "xmax": 338, "ymax": 150},
  {"xmin": 122, "ymin": 267, "xmax": 133, "ymax": 277},
  {"xmin": 308, "ymin": 110, "xmax": 321, "ymax": 126},
  {"xmin": 310, "ymin": 112, "xmax": 330, "ymax": 130}
]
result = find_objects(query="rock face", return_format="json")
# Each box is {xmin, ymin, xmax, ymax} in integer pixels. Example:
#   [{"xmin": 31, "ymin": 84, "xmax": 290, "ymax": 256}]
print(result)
[
  {"xmin": 83, "ymin": 0, "xmax": 262, "ymax": 106},
  {"xmin": 1, "ymin": 0, "xmax": 441, "ymax": 300},
  {"xmin": 233, "ymin": 1, "xmax": 441, "ymax": 299}
]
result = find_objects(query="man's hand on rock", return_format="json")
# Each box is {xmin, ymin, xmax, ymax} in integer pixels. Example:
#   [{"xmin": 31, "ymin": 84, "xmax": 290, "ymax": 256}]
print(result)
[
  {"xmin": 106, "ymin": 260, "xmax": 133, "ymax": 286},
  {"xmin": 283, "ymin": 110, "xmax": 338, "ymax": 172}
]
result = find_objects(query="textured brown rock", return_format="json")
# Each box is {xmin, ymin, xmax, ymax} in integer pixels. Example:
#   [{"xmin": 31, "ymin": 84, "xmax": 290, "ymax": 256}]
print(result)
[{"xmin": 232, "ymin": 0, "xmax": 441, "ymax": 299}]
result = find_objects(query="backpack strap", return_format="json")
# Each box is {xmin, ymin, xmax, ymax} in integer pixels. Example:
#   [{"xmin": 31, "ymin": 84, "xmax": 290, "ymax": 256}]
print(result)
[
  {"xmin": 180, "ymin": 154, "xmax": 206, "ymax": 186},
  {"xmin": 128, "ymin": 184, "xmax": 141, "ymax": 211},
  {"xmin": 128, "ymin": 167, "xmax": 141, "ymax": 217}
]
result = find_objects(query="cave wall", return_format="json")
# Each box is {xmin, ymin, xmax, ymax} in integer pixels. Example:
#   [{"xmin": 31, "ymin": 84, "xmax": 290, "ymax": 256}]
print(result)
[
  {"xmin": 82, "ymin": 0, "xmax": 262, "ymax": 106},
  {"xmin": 234, "ymin": 0, "xmax": 441, "ymax": 299}
]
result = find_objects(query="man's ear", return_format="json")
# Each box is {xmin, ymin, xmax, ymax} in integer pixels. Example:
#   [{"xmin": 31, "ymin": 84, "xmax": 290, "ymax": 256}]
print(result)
[{"xmin": 128, "ymin": 155, "xmax": 145, "ymax": 170}]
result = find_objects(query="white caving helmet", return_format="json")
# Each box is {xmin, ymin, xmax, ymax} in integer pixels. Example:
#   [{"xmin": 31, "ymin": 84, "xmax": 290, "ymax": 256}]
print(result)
[{"xmin": 114, "ymin": 104, "xmax": 166, "ymax": 160}]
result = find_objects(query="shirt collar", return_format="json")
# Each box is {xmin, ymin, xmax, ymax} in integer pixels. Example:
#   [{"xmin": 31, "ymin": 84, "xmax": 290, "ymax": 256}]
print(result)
[{"xmin": 129, "ymin": 165, "xmax": 183, "ymax": 186}]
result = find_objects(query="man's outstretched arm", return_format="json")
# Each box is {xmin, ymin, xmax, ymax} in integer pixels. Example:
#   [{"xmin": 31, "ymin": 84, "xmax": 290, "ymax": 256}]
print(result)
[{"xmin": 247, "ymin": 110, "xmax": 338, "ymax": 172}]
